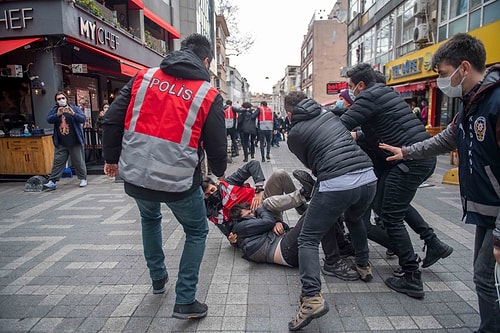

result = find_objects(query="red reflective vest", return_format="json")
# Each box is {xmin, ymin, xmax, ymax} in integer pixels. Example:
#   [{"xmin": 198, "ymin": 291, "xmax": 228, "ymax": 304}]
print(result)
[
  {"xmin": 119, "ymin": 67, "xmax": 219, "ymax": 192},
  {"xmin": 258, "ymin": 106, "xmax": 273, "ymax": 130},
  {"xmin": 224, "ymin": 105, "xmax": 236, "ymax": 129},
  {"xmin": 208, "ymin": 180, "xmax": 256, "ymax": 225}
]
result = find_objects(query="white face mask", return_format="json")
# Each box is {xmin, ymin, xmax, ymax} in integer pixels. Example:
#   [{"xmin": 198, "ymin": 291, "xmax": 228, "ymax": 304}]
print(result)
[
  {"xmin": 437, "ymin": 66, "xmax": 465, "ymax": 98},
  {"xmin": 57, "ymin": 98, "xmax": 67, "ymax": 107}
]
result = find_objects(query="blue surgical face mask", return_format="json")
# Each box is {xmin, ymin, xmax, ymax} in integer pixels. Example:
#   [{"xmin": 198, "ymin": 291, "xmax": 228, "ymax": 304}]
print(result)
[{"xmin": 335, "ymin": 100, "xmax": 344, "ymax": 108}]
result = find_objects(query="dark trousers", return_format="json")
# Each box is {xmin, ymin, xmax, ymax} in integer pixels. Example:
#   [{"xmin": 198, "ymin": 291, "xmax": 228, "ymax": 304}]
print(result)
[
  {"xmin": 240, "ymin": 132, "xmax": 255, "ymax": 159},
  {"xmin": 258, "ymin": 130, "xmax": 272, "ymax": 158},
  {"xmin": 371, "ymin": 158, "xmax": 436, "ymax": 272},
  {"xmin": 226, "ymin": 127, "xmax": 238, "ymax": 155}
]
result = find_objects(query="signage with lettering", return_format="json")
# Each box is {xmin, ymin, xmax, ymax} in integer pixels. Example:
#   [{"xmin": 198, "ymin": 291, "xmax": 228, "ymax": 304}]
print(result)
[
  {"xmin": 79, "ymin": 17, "xmax": 119, "ymax": 50},
  {"xmin": 326, "ymin": 81, "xmax": 348, "ymax": 95},
  {"xmin": 0, "ymin": 7, "xmax": 33, "ymax": 30},
  {"xmin": 391, "ymin": 57, "xmax": 423, "ymax": 79}
]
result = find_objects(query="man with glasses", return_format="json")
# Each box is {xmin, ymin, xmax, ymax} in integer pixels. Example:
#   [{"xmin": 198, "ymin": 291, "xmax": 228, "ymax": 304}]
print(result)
[{"xmin": 380, "ymin": 33, "xmax": 500, "ymax": 333}]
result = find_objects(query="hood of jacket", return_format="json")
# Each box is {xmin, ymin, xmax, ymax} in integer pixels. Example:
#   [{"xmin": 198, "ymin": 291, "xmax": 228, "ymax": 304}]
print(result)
[
  {"xmin": 291, "ymin": 98, "xmax": 322, "ymax": 126},
  {"xmin": 159, "ymin": 49, "xmax": 210, "ymax": 81}
]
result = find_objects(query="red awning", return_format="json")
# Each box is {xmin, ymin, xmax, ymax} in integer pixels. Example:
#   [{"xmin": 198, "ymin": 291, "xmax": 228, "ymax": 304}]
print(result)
[
  {"xmin": 143, "ymin": 8, "xmax": 180, "ymax": 39},
  {"xmin": 0, "ymin": 37, "xmax": 42, "ymax": 56},
  {"xmin": 66, "ymin": 37, "xmax": 146, "ymax": 77},
  {"xmin": 128, "ymin": 0, "xmax": 144, "ymax": 9},
  {"xmin": 394, "ymin": 82, "xmax": 427, "ymax": 93}
]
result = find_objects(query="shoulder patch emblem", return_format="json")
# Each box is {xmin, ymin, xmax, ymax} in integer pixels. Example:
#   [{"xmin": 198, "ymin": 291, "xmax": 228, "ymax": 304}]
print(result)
[{"xmin": 474, "ymin": 116, "xmax": 486, "ymax": 142}]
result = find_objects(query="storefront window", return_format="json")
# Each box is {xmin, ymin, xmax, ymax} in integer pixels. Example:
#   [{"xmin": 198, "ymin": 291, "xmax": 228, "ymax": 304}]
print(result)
[
  {"xmin": 469, "ymin": 9, "xmax": 481, "ymax": 30},
  {"xmin": 484, "ymin": 0, "xmax": 500, "ymax": 25}
]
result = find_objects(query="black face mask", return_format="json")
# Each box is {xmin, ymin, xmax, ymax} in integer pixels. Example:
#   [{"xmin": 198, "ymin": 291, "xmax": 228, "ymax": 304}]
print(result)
[{"xmin": 205, "ymin": 188, "xmax": 223, "ymax": 218}]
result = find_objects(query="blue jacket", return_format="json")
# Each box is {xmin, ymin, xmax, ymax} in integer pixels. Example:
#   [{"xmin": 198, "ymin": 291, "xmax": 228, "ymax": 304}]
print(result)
[{"xmin": 46, "ymin": 104, "xmax": 86, "ymax": 147}]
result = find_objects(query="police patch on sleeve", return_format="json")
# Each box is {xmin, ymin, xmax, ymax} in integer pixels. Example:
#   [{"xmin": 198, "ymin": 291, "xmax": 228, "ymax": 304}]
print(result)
[{"xmin": 474, "ymin": 116, "xmax": 486, "ymax": 142}]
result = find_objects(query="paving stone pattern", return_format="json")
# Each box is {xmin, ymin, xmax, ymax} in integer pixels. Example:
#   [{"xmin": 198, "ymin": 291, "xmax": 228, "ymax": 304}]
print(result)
[{"xmin": 0, "ymin": 143, "xmax": 478, "ymax": 332}]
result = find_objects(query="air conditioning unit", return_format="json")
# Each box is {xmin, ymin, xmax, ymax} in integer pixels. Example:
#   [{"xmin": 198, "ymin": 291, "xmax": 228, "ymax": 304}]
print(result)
[
  {"xmin": 339, "ymin": 67, "xmax": 348, "ymax": 77},
  {"xmin": 414, "ymin": 0, "xmax": 428, "ymax": 16},
  {"xmin": 413, "ymin": 24, "xmax": 429, "ymax": 43}
]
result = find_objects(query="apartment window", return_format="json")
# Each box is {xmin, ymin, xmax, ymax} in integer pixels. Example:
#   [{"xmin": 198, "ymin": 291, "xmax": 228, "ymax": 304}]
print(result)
[
  {"xmin": 484, "ymin": 0, "xmax": 500, "ymax": 25},
  {"xmin": 349, "ymin": 0, "xmax": 360, "ymax": 22},
  {"xmin": 438, "ymin": 0, "xmax": 499, "ymax": 41},
  {"xmin": 307, "ymin": 38, "xmax": 313, "ymax": 55}
]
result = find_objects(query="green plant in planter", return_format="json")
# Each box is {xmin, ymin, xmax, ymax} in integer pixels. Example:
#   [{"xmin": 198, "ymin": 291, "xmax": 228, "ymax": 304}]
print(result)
[{"xmin": 76, "ymin": 0, "xmax": 103, "ymax": 18}]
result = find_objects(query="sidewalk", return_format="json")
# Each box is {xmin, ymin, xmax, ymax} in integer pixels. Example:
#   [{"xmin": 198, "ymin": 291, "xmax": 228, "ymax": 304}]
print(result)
[{"xmin": 0, "ymin": 143, "xmax": 478, "ymax": 332}]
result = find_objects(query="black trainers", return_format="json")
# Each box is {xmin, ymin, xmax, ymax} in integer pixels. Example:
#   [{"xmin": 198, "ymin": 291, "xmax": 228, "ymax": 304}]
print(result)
[
  {"xmin": 172, "ymin": 300, "xmax": 208, "ymax": 319},
  {"xmin": 386, "ymin": 249, "xmax": 397, "ymax": 258},
  {"xmin": 266, "ymin": 154, "xmax": 270, "ymax": 160},
  {"xmin": 152, "ymin": 274, "xmax": 169, "ymax": 294},
  {"xmin": 422, "ymin": 237, "xmax": 454, "ymax": 268},
  {"xmin": 321, "ymin": 259, "xmax": 359, "ymax": 281},
  {"xmin": 385, "ymin": 270, "xmax": 424, "ymax": 299},
  {"xmin": 293, "ymin": 170, "xmax": 316, "ymax": 200},
  {"xmin": 262, "ymin": 157, "xmax": 266, "ymax": 162}
]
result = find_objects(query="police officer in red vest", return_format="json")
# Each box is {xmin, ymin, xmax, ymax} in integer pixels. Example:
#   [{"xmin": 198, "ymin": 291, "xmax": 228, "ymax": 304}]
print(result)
[
  {"xmin": 224, "ymin": 99, "xmax": 239, "ymax": 157},
  {"xmin": 102, "ymin": 33, "xmax": 227, "ymax": 320},
  {"xmin": 252, "ymin": 101, "xmax": 275, "ymax": 162}
]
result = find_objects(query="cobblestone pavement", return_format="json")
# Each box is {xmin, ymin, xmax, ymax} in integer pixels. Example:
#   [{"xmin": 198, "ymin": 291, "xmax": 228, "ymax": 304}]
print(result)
[{"xmin": 0, "ymin": 142, "xmax": 478, "ymax": 332}]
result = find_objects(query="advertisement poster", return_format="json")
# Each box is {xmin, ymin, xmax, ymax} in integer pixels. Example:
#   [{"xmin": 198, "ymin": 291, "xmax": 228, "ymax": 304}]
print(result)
[{"xmin": 76, "ymin": 89, "xmax": 92, "ymax": 128}]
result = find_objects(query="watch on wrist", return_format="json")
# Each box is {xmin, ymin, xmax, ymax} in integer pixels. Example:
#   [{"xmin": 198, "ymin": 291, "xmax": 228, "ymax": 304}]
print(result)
[{"xmin": 255, "ymin": 187, "xmax": 264, "ymax": 194}]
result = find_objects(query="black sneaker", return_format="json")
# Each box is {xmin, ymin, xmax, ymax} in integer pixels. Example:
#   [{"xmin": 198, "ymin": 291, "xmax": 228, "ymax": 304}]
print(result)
[
  {"xmin": 266, "ymin": 154, "xmax": 270, "ymax": 160},
  {"xmin": 392, "ymin": 266, "xmax": 404, "ymax": 277},
  {"xmin": 321, "ymin": 259, "xmax": 359, "ymax": 281},
  {"xmin": 152, "ymin": 274, "xmax": 168, "ymax": 294},
  {"xmin": 386, "ymin": 249, "xmax": 396, "ymax": 258},
  {"xmin": 172, "ymin": 300, "xmax": 208, "ymax": 319},
  {"xmin": 293, "ymin": 170, "xmax": 315, "ymax": 200},
  {"xmin": 262, "ymin": 157, "xmax": 266, "ymax": 162},
  {"xmin": 295, "ymin": 203, "xmax": 308, "ymax": 215}
]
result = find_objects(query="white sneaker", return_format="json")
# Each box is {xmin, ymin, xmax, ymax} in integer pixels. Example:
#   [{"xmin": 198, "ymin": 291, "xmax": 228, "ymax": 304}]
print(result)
[
  {"xmin": 43, "ymin": 180, "xmax": 56, "ymax": 190},
  {"xmin": 79, "ymin": 179, "xmax": 87, "ymax": 187}
]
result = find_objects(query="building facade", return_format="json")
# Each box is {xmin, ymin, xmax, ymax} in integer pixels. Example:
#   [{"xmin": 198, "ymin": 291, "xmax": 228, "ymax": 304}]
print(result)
[
  {"xmin": 347, "ymin": 0, "xmax": 500, "ymax": 127},
  {"xmin": 300, "ymin": 1, "xmax": 349, "ymax": 105}
]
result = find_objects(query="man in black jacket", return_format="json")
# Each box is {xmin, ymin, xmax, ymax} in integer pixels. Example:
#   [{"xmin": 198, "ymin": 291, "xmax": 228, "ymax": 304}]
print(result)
[
  {"xmin": 285, "ymin": 91, "xmax": 377, "ymax": 331},
  {"xmin": 101, "ymin": 33, "xmax": 227, "ymax": 320},
  {"xmin": 341, "ymin": 63, "xmax": 440, "ymax": 299}
]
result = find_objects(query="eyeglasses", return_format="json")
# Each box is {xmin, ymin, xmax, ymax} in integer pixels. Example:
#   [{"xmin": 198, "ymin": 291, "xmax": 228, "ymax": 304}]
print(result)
[{"xmin": 57, "ymin": 97, "xmax": 66, "ymax": 101}]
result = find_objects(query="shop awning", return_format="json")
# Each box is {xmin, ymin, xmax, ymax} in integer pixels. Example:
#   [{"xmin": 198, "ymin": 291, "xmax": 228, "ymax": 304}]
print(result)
[
  {"xmin": 0, "ymin": 37, "xmax": 42, "ymax": 56},
  {"xmin": 394, "ymin": 82, "xmax": 427, "ymax": 93},
  {"xmin": 66, "ymin": 37, "xmax": 146, "ymax": 77},
  {"xmin": 143, "ymin": 8, "xmax": 180, "ymax": 39},
  {"xmin": 128, "ymin": 0, "xmax": 144, "ymax": 9}
]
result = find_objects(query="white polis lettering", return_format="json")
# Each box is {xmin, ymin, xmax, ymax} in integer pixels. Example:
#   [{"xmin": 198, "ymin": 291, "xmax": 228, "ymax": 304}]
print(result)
[
  {"xmin": 0, "ymin": 8, "xmax": 33, "ymax": 30},
  {"xmin": 149, "ymin": 78, "xmax": 193, "ymax": 100},
  {"xmin": 79, "ymin": 17, "xmax": 119, "ymax": 50}
]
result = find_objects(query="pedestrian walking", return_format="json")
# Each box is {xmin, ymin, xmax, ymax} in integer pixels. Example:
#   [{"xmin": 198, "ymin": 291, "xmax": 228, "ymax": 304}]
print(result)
[
  {"xmin": 101, "ymin": 33, "xmax": 227, "ymax": 320},
  {"xmin": 379, "ymin": 33, "xmax": 500, "ymax": 333},
  {"xmin": 253, "ymin": 101, "xmax": 274, "ymax": 162}
]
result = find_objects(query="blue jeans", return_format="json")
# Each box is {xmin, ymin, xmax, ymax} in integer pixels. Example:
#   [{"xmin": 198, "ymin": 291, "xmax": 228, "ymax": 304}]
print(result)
[
  {"xmin": 474, "ymin": 226, "xmax": 500, "ymax": 333},
  {"xmin": 134, "ymin": 188, "xmax": 208, "ymax": 304},
  {"xmin": 298, "ymin": 181, "xmax": 376, "ymax": 296}
]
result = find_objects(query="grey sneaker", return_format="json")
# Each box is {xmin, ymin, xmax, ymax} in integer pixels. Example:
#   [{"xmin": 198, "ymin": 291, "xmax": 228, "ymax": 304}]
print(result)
[
  {"xmin": 152, "ymin": 274, "xmax": 168, "ymax": 294},
  {"xmin": 321, "ymin": 259, "xmax": 359, "ymax": 281},
  {"xmin": 43, "ymin": 180, "xmax": 56, "ymax": 190},
  {"xmin": 172, "ymin": 300, "xmax": 208, "ymax": 319},
  {"xmin": 288, "ymin": 293, "xmax": 329, "ymax": 331}
]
